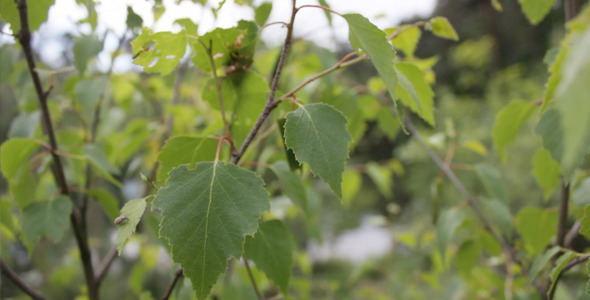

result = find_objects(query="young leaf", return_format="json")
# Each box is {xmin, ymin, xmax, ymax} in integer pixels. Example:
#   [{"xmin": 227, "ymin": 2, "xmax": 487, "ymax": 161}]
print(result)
[
  {"xmin": 73, "ymin": 35, "xmax": 103, "ymax": 75},
  {"xmin": 284, "ymin": 103, "xmax": 352, "ymax": 198},
  {"xmin": 244, "ymin": 219, "xmax": 295, "ymax": 295},
  {"xmin": 548, "ymin": 252, "xmax": 578, "ymax": 296},
  {"xmin": 517, "ymin": 0, "xmax": 557, "ymax": 25},
  {"xmin": 21, "ymin": 196, "xmax": 73, "ymax": 245},
  {"xmin": 156, "ymin": 136, "xmax": 217, "ymax": 183},
  {"xmin": 270, "ymin": 161, "xmax": 308, "ymax": 214},
  {"xmin": 531, "ymin": 148, "xmax": 561, "ymax": 199},
  {"xmin": 436, "ymin": 208, "xmax": 464, "ymax": 256},
  {"xmin": 152, "ymin": 162, "xmax": 269, "ymax": 300},
  {"xmin": 389, "ymin": 26, "xmax": 421, "ymax": 58},
  {"xmin": 117, "ymin": 198, "xmax": 147, "ymax": 255},
  {"xmin": 131, "ymin": 28, "xmax": 187, "ymax": 75},
  {"xmin": 427, "ymin": 17, "xmax": 459, "ymax": 41},
  {"xmin": 515, "ymin": 207, "xmax": 558, "ymax": 255},
  {"xmin": 491, "ymin": 0, "xmax": 503, "ymax": 11},
  {"xmin": 394, "ymin": 62, "xmax": 435, "ymax": 125},
  {"xmin": 555, "ymin": 27, "xmax": 590, "ymax": 179},
  {"xmin": 343, "ymin": 14, "xmax": 398, "ymax": 103},
  {"xmin": 0, "ymin": 138, "xmax": 39, "ymax": 180},
  {"xmin": 492, "ymin": 101, "xmax": 536, "ymax": 162},
  {"xmin": 254, "ymin": 2, "xmax": 272, "ymax": 26}
]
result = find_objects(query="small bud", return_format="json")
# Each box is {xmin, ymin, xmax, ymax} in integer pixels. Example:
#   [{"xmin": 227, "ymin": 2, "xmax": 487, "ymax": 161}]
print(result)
[
  {"xmin": 140, "ymin": 173, "xmax": 149, "ymax": 183},
  {"xmin": 114, "ymin": 215, "xmax": 129, "ymax": 225}
]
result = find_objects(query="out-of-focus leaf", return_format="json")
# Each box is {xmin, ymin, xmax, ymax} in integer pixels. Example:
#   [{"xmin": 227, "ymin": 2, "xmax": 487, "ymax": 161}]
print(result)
[
  {"xmin": 126, "ymin": 6, "xmax": 143, "ymax": 29},
  {"xmin": 342, "ymin": 169, "xmax": 361, "ymax": 207},
  {"xmin": 73, "ymin": 35, "xmax": 103, "ymax": 75},
  {"xmin": 436, "ymin": 208, "xmax": 464, "ymax": 256},
  {"xmin": 284, "ymin": 103, "xmax": 351, "ymax": 198},
  {"xmin": 0, "ymin": 138, "xmax": 39, "ymax": 180},
  {"xmin": 244, "ymin": 219, "xmax": 295, "ymax": 295},
  {"xmin": 394, "ymin": 62, "xmax": 435, "ymax": 125},
  {"xmin": 0, "ymin": 45, "xmax": 19, "ymax": 84},
  {"xmin": 548, "ymin": 252, "xmax": 578, "ymax": 296},
  {"xmin": 531, "ymin": 148, "xmax": 561, "ymax": 199},
  {"xmin": 573, "ymin": 178, "xmax": 590, "ymax": 207},
  {"xmin": 365, "ymin": 162, "xmax": 392, "ymax": 197},
  {"xmin": 475, "ymin": 164, "xmax": 507, "ymax": 203},
  {"xmin": 21, "ymin": 196, "xmax": 72, "ymax": 245},
  {"xmin": 454, "ymin": 240, "xmax": 480, "ymax": 277},
  {"xmin": 481, "ymin": 198, "xmax": 512, "ymax": 237},
  {"xmin": 131, "ymin": 28, "xmax": 187, "ymax": 75},
  {"xmin": 116, "ymin": 198, "xmax": 147, "ymax": 255},
  {"xmin": 152, "ymin": 162, "xmax": 269, "ymax": 300},
  {"xmin": 0, "ymin": 0, "xmax": 54, "ymax": 34},
  {"xmin": 462, "ymin": 141, "xmax": 487, "ymax": 156},
  {"xmin": 254, "ymin": 2, "xmax": 272, "ymax": 26},
  {"xmin": 491, "ymin": 0, "xmax": 503, "ymax": 11},
  {"xmin": 84, "ymin": 144, "xmax": 119, "ymax": 175},
  {"xmin": 529, "ymin": 246, "xmax": 560, "ymax": 283},
  {"xmin": 515, "ymin": 207, "xmax": 558, "ymax": 255},
  {"xmin": 270, "ymin": 161, "xmax": 308, "ymax": 214},
  {"xmin": 535, "ymin": 109, "xmax": 563, "ymax": 161},
  {"xmin": 389, "ymin": 26, "xmax": 421, "ymax": 58},
  {"xmin": 427, "ymin": 17, "xmax": 459, "ymax": 41},
  {"xmin": 492, "ymin": 101, "xmax": 536, "ymax": 162},
  {"xmin": 87, "ymin": 189, "xmax": 120, "ymax": 221},
  {"xmin": 74, "ymin": 76, "xmax": 109, "ymax": 120},
  {"xmin": 517, "ymin": 0, "xmax": 557, "ymax": 25},
  {"xmin": 8, "ymin": 111, "xmax": 40, "ymax": 138}
]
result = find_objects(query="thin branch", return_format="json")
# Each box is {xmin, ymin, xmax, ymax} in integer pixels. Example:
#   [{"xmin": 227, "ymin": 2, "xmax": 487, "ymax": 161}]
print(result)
[
  {"xmin": 261, "ymin": 21, "xmax": 289, "ymax": 31},
  {"xmin": 201, "ymin": 39, "xmax": 236, "ymax": 153},
  {"xmin": 243, "ymin": 257, "xmax": 263, "ymax": 300},
  {"xmin": 161, "ymin": 268, "xmax": 184, "ymax": 300},
  {"xmin": 564, "ymin": 221, "xmax": 581, "ymax": 249},
  {"xmin": 1, "ymin": 259, "xmax": 46, "ymax": 300},
  {"xmin": 230, "ymin": 0, "xmax": 298, "ymax": 164},
  {"xmin": 95, "ymin": 246, "xmax": 118, "ymax": 284},
  {"xmin": 14, "ymin": 1, "xmax": 97, "ymax": 299},
  {"xmin": 297, "ymin": 4, "xmax": 341, "ymax": 16},
  {"xmin": 556, "ymin": 181, "xmax": 570, "ymax": 248}
]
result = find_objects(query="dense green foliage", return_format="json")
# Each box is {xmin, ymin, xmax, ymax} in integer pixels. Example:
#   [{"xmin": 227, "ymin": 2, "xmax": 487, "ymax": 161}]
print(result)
[{"xmin": 1, "ymin": 0, "xmax": 590, "ymax": 299}]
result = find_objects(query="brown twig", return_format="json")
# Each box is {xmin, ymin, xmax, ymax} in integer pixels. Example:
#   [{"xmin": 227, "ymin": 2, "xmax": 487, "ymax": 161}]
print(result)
[
  {"xmin": 1, "ymin": 259, "xmax": 46, "ymax": 300},
  {"xmin": 14, "ymin": 1, "xmax": 98, "ymax": 299},
  {"xmin": 230, "ymin": 0, "xmax": 298, "ymax": 164},
  {"xmin": 95, "ymin": 246, "xmax": 118, "ymax": 284},
  {"xmin": 243, "ymin": 257, "xmax": 264, "ymax": 300},
  {"xmin": 556, "ymin": 181, "xmax": 571, "ymax": 248},
  {"xmin": 564, "ymin": 221, "xmax": 581, "ymax": 249},
  {"xmin": 161, "ymin": 268, "xmax": 184, "ymax": 300}
]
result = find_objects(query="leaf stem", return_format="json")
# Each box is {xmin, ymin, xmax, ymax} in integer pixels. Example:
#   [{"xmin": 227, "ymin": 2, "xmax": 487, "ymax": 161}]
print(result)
[
  {"xmin": 161, "ymin": 268, "xmax": 184, "ymax": 300},
  {"xmin": 230, "ymin": 0, "xmax": 298, "ymax": 164},
  {"xmin": 243, "ymin": 257, "xmax": 264, "ymax": 300},
  {"xmin": 556, "ymin": 181, "xmax": 570, "ymax": 248},
  {"xmin": 0, "ymin": 259, "xmax": 46, "ymax": 300},
  {"xmin": 297, "ymin": 4, "xmax": 341, "ymax": 16}
]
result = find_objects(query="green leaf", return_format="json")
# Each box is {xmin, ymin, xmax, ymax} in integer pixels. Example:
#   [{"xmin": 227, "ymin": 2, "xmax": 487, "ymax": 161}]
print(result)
[
  {"xmin": 517, "ymin": 0, "xmax": 557, "ymax": 25},
  {"xmin": 548, "ymin": 252, "xmax": 577, "ymax": 296},
  {"xmin": 542, "ymin": 44, "xmax": 568, "ymax": 113},
  {"xmin": 84, "ymin": 144, "xmax": 120, "ymax": 175},
  {"xmin": 343, "ymin": 14, "xmax": 398, "ymax": 103},
  {"xmin": 318, "ymin": 0, "xmax": 332, "ymax": 25},
  {"xmin": 131, "ymin": 28, "xmax": 187, "ymax": 75},
  {"xmin": 270, "ymin": 161, "xmax": 308, "ymax": 214},
  {"xmin": 0, "ymin": 0, "xmax": 54, "ymax": 34},
  {"xmin": 156, "ymin": 136, "xmax": 217, "ymax": 183},
  {"xmin": 454, "ymin": 240, "xmax": 480, "ymax": 277},
  {"xmin": 481, "ymin": 198, "xmax": 512, "ymax": 237},
  {"xmin": 284, "ymin": 103, "xmax": 352, "ymax": 198},
  {"xmin": 9, "ymin": 163, "xmax": 38, "ymax": 210},
  {"xmin": 492, "ymin": 101, "xmax": 536, "ymax": 162},
  {"xmin": 244, "ymin": 219, "xmax": 295, "ymax": 295},
  {"xmin": 436, "ymin": 208, "xmax": 464, "ymax": 256},
  {"xmin": 74, "ymin": 76, "xmax": 109, "ymax": 120},
  {"xmin": 531, "ymin": 148, "xmax": 561, "ymax": 199},
  {"xmin": 555, "ymin": 27, "xmax": 590, "ymax": 179},
  {"xmin": 21, "ymin": 196, "xmax": 73, "ymax": 245},
  {"xmin": 8, "ymin": 111, "xmax": 41, "ymax": 138},
  {"xmin": 573, "ymin": 178, "xmax": 590, "ymax": 207},
  {"xmin": 152, "ymin": 162, "xmax": 269, "ymax": 300},
  {"xmin": 529, "ymin": 246, "xmax": 560, "ymax": 283},
  {"xmin": 365, "ymin": 162, "xmax": 392, "ymax": 197},
  {"xmin": 535, "ymin": 109, "xmax": 563, "ymax": 161},
  {"xmin": 73, "ymin": 35, "xmax": 103, "ymax": 75},
  {"xmin": 342, "ymin": 169, "xmax": 361, "ymax": 207},
  {"xmin": 0, "ymin": 138, "xmax": 39, "ymax": 180},
  {"xmin": 427, "ymin": 17, "xmax": 459, "ymax": 41},
  {"xmin": 0, "ymin": 45, "xmax": 19, "ymax": 84},
  {"xmin": 586, "ymin": 261, "xmax": 590, "ymax": 296},
  {"xmin": 116, "ymin": 198, "xmax": 147, "ymax": 255},
  {"xmin": 491, "ymin": 0, "xmax": 503, "ymax": 11},
  {"xmin": 394, "ymin": 62, "xmax": 435, "ymax": 125},
  {"xmin": 86, "ymin": 189, "xmax": 120, "ymax": 221},
  {"xmin": 475, "ymin": 164, "xmax": 507, "ymax": 203},
  {"xmin": 515, "ymin": 207, "xmax": 558, "ymax": 255},
  {"xmin": 254, "ymin": 2, "xmax": 272, "ymax": 26},
  {"xmin": 126, "ymin": 6, "xmax": 143, "ymax": 29},
  {"xmin": 580, "ymin": 216, "xmax": 590, "ymax": 240},
  {"xmin": 389, "ymin": 26, "xmax": 421, "ymax": 58},
  {"xmin": 277, "ymin": 118, "xmax": 300, "ymax": 171}
]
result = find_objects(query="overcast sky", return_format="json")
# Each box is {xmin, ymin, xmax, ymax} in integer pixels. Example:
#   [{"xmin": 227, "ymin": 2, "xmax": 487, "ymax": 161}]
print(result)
[{"xmin": 1, "ymin": 0, "xmax": 437, "ymax": 72}]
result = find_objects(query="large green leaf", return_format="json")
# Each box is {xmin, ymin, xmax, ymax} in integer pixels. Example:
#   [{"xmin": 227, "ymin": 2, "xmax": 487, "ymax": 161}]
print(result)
[
  {"xmin": 394, "ymin": 62, "xmax": 435, "ymax": 125},
  {"xmin": 156, "ymin": 136, "xmax": 218, "ymax": 183},
  {"xmin": 21, "ymin": 196, "xmax": 72, "ymax": 245},
  {"xmin": 244, "ymin": 219, "xmax": 295, "ymax": 295},
  {"xmin": 531, "ymin": 148, "xmax": 561, "ymax": 199},
  {"xmin": 0, "ymin": 138, "xmax": 39, "ymax": 180},
  {"xmin": 270, "ymin": 161, "xmax": 308, "ymax": 214},
  {"xmin": 73, "ymin": 35, "xmax": 103, "ymax": 75},
  {"xmin": 515, "ymin": 207, "xmax": 558, "ymax": 255},
  {"xmin": 116, "ymin": 198, "xmax": 147, "ymax": 255},
  {"xmin": 284, "ymin": 103, "xmax": 352, "ymax": 198},
  {"xmin": 517, "ymin": 0, "xmax": 557, "ymax": 25},
  {"xmin": 343, "ymin": 14, "xmax": 398, "ymax": 103},
  {"xmin": 0, "ymin": 0, "xmax": 54, "ymax": 34},
  {"xmin": 555, "ymin": 27, "xmax": 590, "ymax": 179},
  {"xmin": 153, "ymin": 162, "xmax": 269, "ymax": 300},
  {"xmin": 131, "ymin": 28, "xmax": 187, "ymax": 75},
  {"xmin": 492, "ymin": 101, "xmax": 536, "ymax": 162}
]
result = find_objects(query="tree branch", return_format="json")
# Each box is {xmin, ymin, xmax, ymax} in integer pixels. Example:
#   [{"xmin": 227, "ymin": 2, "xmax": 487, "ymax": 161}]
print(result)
[
  {"xmin": 1, "ymin": 259, "xmax": 46, "ymax": 300},
  {"xmin": 243, "ymin": 257, "xmax": 263, "ymax": 300},
  {"xmin": 161, "ymin": 268, "xmax": 184, "ymax": 300},
  {"xmin": 14, "ymin": 0, "xmax": 97, "ymax": 298},
  {"xmin": 95, "ymin": 246, "xmax": 118, "ymax": 284},
  {"xmin": 556, "ymin": 181, "xmax": 570, "ymax": 248},
  {"xmin": 230, "ymin": 0, "xmax": 298, "ymax": 164}
]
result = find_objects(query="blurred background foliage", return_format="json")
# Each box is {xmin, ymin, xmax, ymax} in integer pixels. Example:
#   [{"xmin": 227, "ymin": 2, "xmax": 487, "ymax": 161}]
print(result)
[{"xmin": 1, "ymin": 0, "xmax": 590, "ymax": 299}]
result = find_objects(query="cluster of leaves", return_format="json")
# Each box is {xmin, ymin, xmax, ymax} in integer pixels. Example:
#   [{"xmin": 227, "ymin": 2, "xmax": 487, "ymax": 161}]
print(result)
[{"xmin": 1, "ymin": 0, "xmax": 590, "ymax": 299}]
